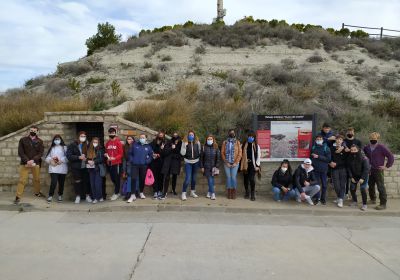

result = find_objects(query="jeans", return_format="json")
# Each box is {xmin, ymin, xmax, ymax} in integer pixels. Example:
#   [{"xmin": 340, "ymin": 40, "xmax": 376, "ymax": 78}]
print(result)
[
  {"xmin": 295, "ymin": 185, "xmax": 321, "ymax": 199},
  {"xmin": 224, "ymin": 164, "xmax": 239, "ymax": 189},
  {"xmin": 272, "ymin": 186, "xmax": 297, "ymax": 201},
  {"xmin": 88, "ymin": 168, "xmax": 102, "ymax": 200},
  {"xmin": 48, "ymin": 173, "xmax": 66, "ymax": 197},
  {"xmin": 314, "ymin": 171, "xmax": 328, "ymax": 202},
  {"xmin": 107, "ymin": 164, "xmax": 121, "ymax": 195},
  {"xmin": 350, "ymin": 180, "xmax": 369, "ymax": 205},
  {"xmin": 368, "ymin": 170, "xmax": 387, "ymax": 205},
  {"xmin": 207, "ymin": 176, "xmax": 215, "ymax": 194},
  {"xmin": 182, "ymin": 162, "xmax": 199, "ymax": 192},
  {"xmin": 331, "ymin": 168, "xmax": 347, "ymax": 200}
]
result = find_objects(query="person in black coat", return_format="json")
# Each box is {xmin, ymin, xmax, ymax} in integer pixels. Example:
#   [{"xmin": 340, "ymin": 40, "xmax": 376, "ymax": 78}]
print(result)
[
  {"xmin": 160, "ymin": 132, "xmax": 182, "ymax": 199},
  {"xmin": 271, "ymin": 160, "xmax": 296, "ymax": 201},
  {"xmin": 329, "ymin": 135, "xmax": 348, "ymax": 208},
  {"xmin": 150, "ymin": 131, "xmax": 166, "ymax": 199},
  {"xmin": 66, "ymin": 131, "xmax": 91, "ymax": 204},
  {"xmin": 200, "ymin": 135, "xmax": 221, "ymax": 200}
]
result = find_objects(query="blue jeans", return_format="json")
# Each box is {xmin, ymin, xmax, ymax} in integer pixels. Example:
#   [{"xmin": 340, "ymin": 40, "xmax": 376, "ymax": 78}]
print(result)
[
  {"xmin": 207, "ymin": 176, "xmax": 215, "ymax": 193},
  {"xmin": 224, "ymin": 164, "xmax": 239, "ymax": 189},
  {"xmin": 88, "ymin": 168, "xmax": 102, "ymax": 200},
  {"xmin": 314, "ymin": 171, "xmax": 328, "ymax": 202},
  {"xmin": 182, "ymin": 162, "xmax": 199, "ymax": 192},
  {"xmin": 272, "ymin": 186, "xmax": 296, "ymax": 201}
]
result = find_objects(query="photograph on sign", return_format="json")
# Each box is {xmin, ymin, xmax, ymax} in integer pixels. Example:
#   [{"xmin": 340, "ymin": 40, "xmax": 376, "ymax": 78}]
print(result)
[{"xmin": 256, "ymin": 115, "xmax": 314, "ymax": 161}]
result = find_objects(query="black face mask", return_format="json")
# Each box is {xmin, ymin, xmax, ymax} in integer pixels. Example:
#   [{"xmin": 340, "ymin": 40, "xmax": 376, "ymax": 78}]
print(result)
[
  {"xmin": 229, "ymin": 133, "xmax": 235, "ymax": 138},
  {"xmin": 109, "ymin": 135, "xmax": 116, "ymax": 139},
  {"xmin": 370, "ymin": 140, "xmax": 378, "ymax": 145},
  {"xmin": 30, "ymin": 132, "xmax": 37, "ymax": 137},
  {"xmin": 347, "ymin": 134, "xmax": 353, "ymax": 138}
]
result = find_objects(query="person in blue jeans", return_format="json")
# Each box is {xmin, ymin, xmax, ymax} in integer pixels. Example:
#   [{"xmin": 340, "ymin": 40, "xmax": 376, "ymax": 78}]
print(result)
[
  {"xmin": 221, "ymin": 129, "xmax": 242, "ymax": 199},
  {"xmin": 180, "ymin": 130, "xmax": 202, "ymax": 201},
  {"xmin": 200, "ymin": 135, "xmax": 220, "ymax": 200},
  {"xmin": 86, "ymin": 137, "xmax": 104, "ymax": 204},
  {"xmin": 271, "ymin": 159, "xmax": 296, "ymax": 201},
  {"xmin": 311, "ymin": 134, "xmax": 331, "ymax": 205}
]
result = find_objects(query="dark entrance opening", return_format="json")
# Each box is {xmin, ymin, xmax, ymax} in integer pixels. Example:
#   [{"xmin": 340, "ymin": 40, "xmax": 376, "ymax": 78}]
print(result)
[{"xmin": 76, "ymin": 122, "xmax": 104, "ymax": 145}]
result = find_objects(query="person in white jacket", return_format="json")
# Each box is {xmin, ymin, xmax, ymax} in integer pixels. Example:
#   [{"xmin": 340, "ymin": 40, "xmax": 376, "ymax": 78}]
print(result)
[{"xmin": 45, "ymin": 135, "xmax": 68, "ymax": 203}]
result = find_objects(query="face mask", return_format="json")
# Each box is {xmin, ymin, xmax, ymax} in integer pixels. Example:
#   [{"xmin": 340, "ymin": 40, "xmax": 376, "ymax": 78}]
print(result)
[
  {"xmin": 79, "ymin": 137, "xmax": 86, "ymax": 143},
  {"xmin": 54, "ymin": 139, "xmax": 61, "ymax": 145},
  {"xmin": 207, "ymin": 140, "xmax": 213, "ymax": 146},
  {"xmin": 370, "ymin": 140, "xmax": 378, "ymax": 145},
  {"xmin": 139, "ymin": 138, "xmax": 146, "ymax": 145},
  {"xmin": 173, "ymin": 135, "xmax": 178, "ymax": 139},
  {"xmin": 30, "ymin": 132, "xmax": 37, "ymax": 137},
  {"xmin": 347, "ymin": 134, "xmax": 354, "ymax": 138},
  {"xmin": 93, "ymin": 143, "xmax": 98, "ymax": 148},
  {"xmin": 188, "ymin": 135, "xmax": 194, "ymax": 142},
  {"xmin": 109, "ymin": 135, "xmax": 116, "ymax": 139},
  {"xmin": 248, "ymin": 137, "xmax": 254, "ymax": 143},
  {"xmin": 281, "ymin": 167, "xmax": 288, "ymax": 173},
  {"xmin": 350, "ymin": 152, "xmax": 357, "ymax": 156},
  {"xmin": 229, "ymin": 133, "xmax": 235, "ymax": 138},
  {"xmin": 316, "ymin": 140, "xmax": 323, "ymax": 145}
]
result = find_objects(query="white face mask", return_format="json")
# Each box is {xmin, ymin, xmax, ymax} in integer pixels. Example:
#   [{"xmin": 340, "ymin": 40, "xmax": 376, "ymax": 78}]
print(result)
[
  {"xmin": 316, "ymin": 140, "xmax": 323, "ymax": 145},
  {"xmin": 139, "ymin": 138, "xmax": 146, "ymax": 144},
  {"xmin": 93, "ymin": 143, "xmax": 98, "ymax": 148},
  {"xmin": 79, "ymin": 136, "xmax": 86, "ymax": 143},
  {"xmin": 281, "ymin": 167, "xmax": 288, "ymax": 173},
  {"xmin": 54, "ymin": 139, "xmax": 61, "ymax": 145},
  {"xmin": 207, "ymin": 140, "xmax": 213, "ymax": 146}
]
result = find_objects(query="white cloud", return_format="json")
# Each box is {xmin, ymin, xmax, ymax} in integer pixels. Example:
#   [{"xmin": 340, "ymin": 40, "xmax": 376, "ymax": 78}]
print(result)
[{"xmin": 1, "ymin": 0, "xmax": 399, "ymax": 91}]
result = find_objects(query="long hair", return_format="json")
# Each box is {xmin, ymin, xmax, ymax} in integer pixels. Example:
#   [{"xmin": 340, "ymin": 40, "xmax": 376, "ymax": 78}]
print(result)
[
  {"xmin": 46, "ymin": 134, "xmax": 66, "ymax": 157},
  {"xmin": 205, "ymin": 134, "xmax": 219, "ymax": 150},
  {"xmin": 182, "ymin": 129, "xmax": 199, "ymax": 143},
  {"xmin": 246, "ymin": 130, "xmax": 258, "ymax": 146},
  {"xmin": 124, "ymin": 136, "xmax": 134, "ymax": 157},
  {"xmin": 278, "ymin": 159, "xmax": 292, "ymax": 175},
  {"xmin": 76, "ymin": 131, "xmax": 88, "ymax": 155},
  {"xmin": 87, "ymin": 137, "xmax": 100, "ymax": 159}
]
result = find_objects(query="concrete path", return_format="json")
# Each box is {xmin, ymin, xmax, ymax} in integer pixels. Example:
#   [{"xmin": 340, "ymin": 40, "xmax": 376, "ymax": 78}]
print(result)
[{"xmin": 0, "ymin": 209, "xmax": 400, "ymax": 280}]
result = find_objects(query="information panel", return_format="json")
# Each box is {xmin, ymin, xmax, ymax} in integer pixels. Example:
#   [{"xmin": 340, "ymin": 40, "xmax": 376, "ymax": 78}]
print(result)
[{"xmin": 255, "ymin": 115, "xmax": 315, "ymax": 161}]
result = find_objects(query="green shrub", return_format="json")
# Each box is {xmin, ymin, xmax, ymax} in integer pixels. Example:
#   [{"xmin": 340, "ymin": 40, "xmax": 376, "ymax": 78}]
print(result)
[
  {"xmin": 350, "ymin": 30, "xmax": 369, "ymax": 38},
  {"xmin": 86, "ymin": 77, "xmax": 106, "ymax": 85},
  {"xmin": 211, "ymin": 70, "xmax": 228, "ymax": 80},
  {"xmin": 57, "ymin": 62, "xmax": 93, "ymax": 76},
  {"xmin": 307, "ymin": 54, "xmax": 324, "ymax": 63},
  {"xmin": 195, "ymin": 45, "xmax": 206, "ymax": 54},
  {"xmin": 68, "ymin": 78, "xmax": 81, "ymax": 94},
  {"xmin": 143, "ymin": 62, "xmax": 153, "ymax": 69},
  {"xmin": 161, "ymin": 55, "xmax": 172, "ymax": 61},
  {"xmin": 371, "ymin": 97, "xmax": 400, "ymax": 118},
  {"xmin": 86, "ymin": 22, "xmax": 121, "ymax": 55}
]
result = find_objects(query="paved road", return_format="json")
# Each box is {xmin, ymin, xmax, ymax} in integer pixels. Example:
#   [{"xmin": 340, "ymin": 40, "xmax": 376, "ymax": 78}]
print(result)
[{"xmin": 0, "ymin": 211, "xmax": 399, "ymax": 280}]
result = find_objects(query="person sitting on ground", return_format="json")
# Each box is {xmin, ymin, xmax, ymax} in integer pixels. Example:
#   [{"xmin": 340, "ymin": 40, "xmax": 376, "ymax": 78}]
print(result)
[
  {"xmin": 271, "ymin": 159, "xmax": 296, "ymax": 202},
  {"xmin": 293, "ymin": 159, "xmax": 320, "ymax": 206}
]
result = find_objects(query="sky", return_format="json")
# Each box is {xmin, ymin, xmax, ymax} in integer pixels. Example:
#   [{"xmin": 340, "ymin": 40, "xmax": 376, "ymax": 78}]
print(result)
[{"xmin": 1, "ymin": 0, "xmax": 400, "ymax": 91}]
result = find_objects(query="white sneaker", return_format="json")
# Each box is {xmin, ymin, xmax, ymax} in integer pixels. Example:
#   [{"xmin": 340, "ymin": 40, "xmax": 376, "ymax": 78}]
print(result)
[
  {"xmin": 139, "ymin": 193, "xmax": 146, "ymax": 199},
  {"xmin": 296, "ymin": 197, "xmax": 302, "ymax": 203},
  {"xmin": 86, "ymin": 195, "xmax": 92, "ymax": 203},
  {"xmin": 57, "ymin": 195, "xmax": 63, "ymax": 202},
  {"xmin": 110, "ymin": 193, "xmax": 120, "ymax": 201},
  {"xmin": 47, "ymin": 196, "xmax": 52, "ymax": 203},
  {"xmin": 74, "ymin": 196, "xmax": 81, "ymax": 204},
  {"xmin": 337, "ymin": 198, "xmax": 343, "ymax": 208},
  {"xmin": 211, "ymin": 193, "xmax": 216, "ymax": 200},
  {"xmin": 361, "ymin": 204, "xmax": 367, "ymax": 211},
  {"xmin": 153, "ymin": 192, "xmax": 158, "ymax": 199},
  {"xmin": 305, "ymin": 195, "xmax": 314, "ymax": 206},
  {"xmin": 190, "ymin": 190, "xmax": 198, "ymax": 198},
  {"xmin": 127, "ymin": 194, "xmax": 136, "ymax": 203},
  {"xmin": 181, "ymin": 192, "xmax": 187, "ymax": 201},
  {"xmin": 92, "ymin": 199, "xmax": 98, "ymax": 204},
  {"xmin": 206, "ymin": 192, "xmax": 211, "ymax": 198},
  {"xmin": 99, "ymin": 198, "xmax": 104, "ymax": 202}
]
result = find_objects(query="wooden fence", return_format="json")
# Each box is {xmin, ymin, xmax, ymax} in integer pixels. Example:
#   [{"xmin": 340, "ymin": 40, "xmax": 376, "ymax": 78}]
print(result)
[{"xmin": 342, "ymin": 23, "xmax": 400, "ymax": 39}]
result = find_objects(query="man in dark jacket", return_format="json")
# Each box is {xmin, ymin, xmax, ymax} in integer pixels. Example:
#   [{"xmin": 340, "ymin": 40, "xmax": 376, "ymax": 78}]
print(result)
[
  {"xmin": 329, "ymin": 135, "xmax": 348, "ymax": 208},
  {"xmin": 344, "ymin": 127, "xmax": 362, "ymax": 200},
  {"xmin": 347, "ymin": 145, "xmax": 370, "ymax": 211},
  {"xmin": 320, "ymin": 123, "xmax": 336, "ymax": 147},
  {"xmin": 15, "ymin": 126, "xmax": 44, "ymax": 204},
  {"xmin": 293, "ymin": 159, "xmax": 320, "ymax": 205},
  {"xmin": 311, "ymin": 135, "xmax": 331, "ymax": 205},
  {"xmin": 363, "ymin": 132, "xmax": 394, "ymax": 210}
]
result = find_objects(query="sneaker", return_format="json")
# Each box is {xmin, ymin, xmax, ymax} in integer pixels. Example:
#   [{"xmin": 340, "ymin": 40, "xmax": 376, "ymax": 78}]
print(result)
[
  {"xmin": 375, "ymin": 204, "xmax": 386, "ymax": 210},
  {"xmin": 13, "ymin": 197, "xmax": 20, "ymax": 205},
  {"xmin": 305, "ymin": 196, "xmax": 314, "ymax": 206},
  {"xmin": 153, "ymin": 192, "xmax": 158, "ymax": 199},
  {"xmin": 99, "ymin": 198, "xmax": 104, "ymax": 202},
  {"xmin": 337, "ymin": 199, "xmax": 343, "ymax": 208},
  {"xmin": 86, "ymin": 195, "xmax": 92, "ymax": 203},
  {"xmin": 190, "ymin": 190, "xmax": 198, "ymax": 198},
  {"xmin": 296, "ymin": 197, "xmax": 302, "ymax": 203},
  {"xmin": 181, "ymin": 192, "xmax": 187, "ymax": 201},
  {"xmin": 206, "ymin": 192, "xmax": 211, "ymax": 198},
  {"xmin": 159, "ymin": 194, "xmax": 166, "ymax": 200},
  {"xmin": 314, "ymin": 200, "xmax": 321, "ymax": 206},
  {"xmin": 158, "ymin": 191, "xmax": 163, "ymax": 198},
  {"xmin": 349, "ymin": 201, "xmax": 357, "ymax": 208},
  {"xmin": 333, "ymin": 198, "xmax": 338, "ymax": 204},
  {"xmin": 92, "ymin": 199, "xmax": 98, "ymax": 204},
  {"xmin": 211, "ymin": 193, "xmax": 216, "ymax": 200},
  {"xmin": 74, "ymin": 196, "xmax": 81, "ymax": 204},
  {"xmin": 110, "ymin": 193, "xmax": 120, "ymax": 201},
  {"xmin": 139, "ymin": 193, "xmax": 146, "ymax": 199},
  {"xmin": 57, "ymin": 195, "xmax": 63, "ymax": 202},
  {"xmin": 47, "ymin": 196, "xmax": 53, "ymax": 203},
  {"xmin": 127, "ymin": 194, "xmax": 136, "ymax": 203},
  {"xmin": 360, "ymin": 204, "xmax": 367, "ymax": 211},
  {"xmin": 34, "ymin": 192, "xmax": 45, "ymax": 198}
]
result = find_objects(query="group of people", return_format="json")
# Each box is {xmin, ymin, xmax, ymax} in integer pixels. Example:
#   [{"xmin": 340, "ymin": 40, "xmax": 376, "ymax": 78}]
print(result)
[{"xmin": 14, "ymin": 123, "xmax": 394, "ymax": 211}]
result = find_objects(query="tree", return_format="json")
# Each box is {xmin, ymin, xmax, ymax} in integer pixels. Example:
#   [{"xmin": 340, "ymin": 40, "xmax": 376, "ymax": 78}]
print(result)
[{"xmin": 85, "ymin": 22, "xmax": 121, "ymax": 55}]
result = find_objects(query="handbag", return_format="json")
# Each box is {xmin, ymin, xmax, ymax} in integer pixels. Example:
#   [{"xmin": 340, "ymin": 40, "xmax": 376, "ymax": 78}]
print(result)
[
  {"xmin": 212, "ymin": 167, "xmax": 219, "ymax": 176},
  {"xmin": 99, "ymin": 164, "xmax": 106, "ymax": 177},
  {"xmin": 145, "ymin": 168, "xmax": 155, "ymax": 186}
]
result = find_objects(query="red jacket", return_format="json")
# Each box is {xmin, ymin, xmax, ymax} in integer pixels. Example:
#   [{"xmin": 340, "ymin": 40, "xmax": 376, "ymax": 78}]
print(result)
[{"xmin": 105, "ymin": 137, "xmax": 123, "ymax": 166}]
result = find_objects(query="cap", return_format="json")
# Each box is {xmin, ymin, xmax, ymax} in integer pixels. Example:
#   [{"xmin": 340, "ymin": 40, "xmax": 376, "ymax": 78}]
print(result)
[{"xmin": 304, "ymin": 158, "xmax": 312, "ymax": 164}]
